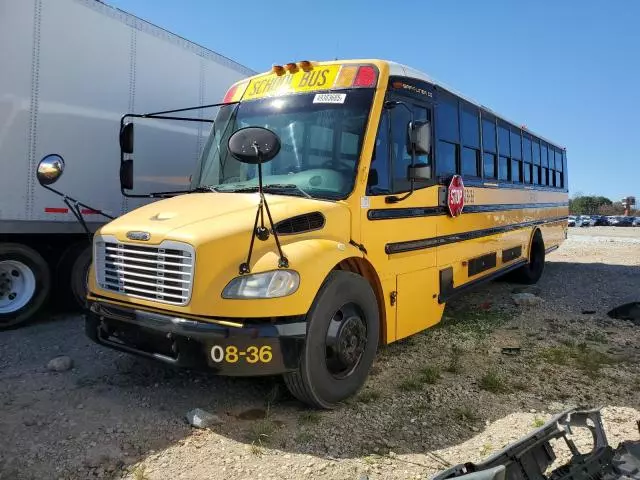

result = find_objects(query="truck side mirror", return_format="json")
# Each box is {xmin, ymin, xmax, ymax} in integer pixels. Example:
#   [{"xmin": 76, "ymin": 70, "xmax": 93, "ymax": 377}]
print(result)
[
  {"xmin": 409, "ymin": 120, "xmax": 431, "ymax": 155},
  {"xmin": 120, "ymin": 122, "xmax": 134, "ymax": 154},
  {"xmin": 120, "ymin": 159, "xmax": 133, "ymax": 190},
  {"xmin": 408, "ymin": 163, "xmax": 431, "ymax": 182},
  {"xmin": 37, "ymin": 154, "xmax": 65, "ymax": 186}
]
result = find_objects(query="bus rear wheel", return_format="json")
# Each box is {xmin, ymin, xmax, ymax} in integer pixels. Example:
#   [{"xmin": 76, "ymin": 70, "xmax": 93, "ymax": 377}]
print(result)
[
  {"xmin": 511, "ymin": 230, "xmax": 545, "ymax": 285},
  {"xmin": 283, "ymin": 271, "xmax": 379, "ymax": 409},
  {"xmin": 0, "ymin": 243, "xmax": 51, "ymax": 329}
]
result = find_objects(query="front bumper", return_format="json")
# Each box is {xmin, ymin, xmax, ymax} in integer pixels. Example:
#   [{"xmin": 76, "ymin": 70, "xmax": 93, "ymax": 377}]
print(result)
[{"xmin": 86, "ymin": 301, "xmax": 307, "ymax": 376}]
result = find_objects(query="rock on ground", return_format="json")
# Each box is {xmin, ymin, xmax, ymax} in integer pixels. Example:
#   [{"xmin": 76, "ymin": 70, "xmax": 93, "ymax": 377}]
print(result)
[
  {"xmin": 512, "ymin": 292, "xmax": 544, "ymax": 307},
  {"xmin": 185, "ymin": 408, "xmax": 223, "ymax": 429},
  {"xmin": 46, "ymin": 355, "xmax": 73, "ymax": 372}
]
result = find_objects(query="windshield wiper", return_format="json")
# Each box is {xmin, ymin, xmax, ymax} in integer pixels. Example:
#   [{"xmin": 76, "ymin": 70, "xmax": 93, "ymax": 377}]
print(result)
[
  {"xmin": 218, "ymin": 184, "xmax": 312, "ymax": 198},
  {"xmin": 192, "ymin": 185, "xmax": 221, "ymax": 192},
  {"xmin": 263, "ymin": 184, "xmax": 312, "ymax": 198}
]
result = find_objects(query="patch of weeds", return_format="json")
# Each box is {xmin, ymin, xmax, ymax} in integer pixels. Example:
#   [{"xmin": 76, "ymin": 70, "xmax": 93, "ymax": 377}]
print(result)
[
  {"xmin": 539, "ymin": 343, "xmax": 619, "ymax": 376},
  {"xmin": 246, "ymin": 417, "xmax": 277, "ymax": 446},
  {"xmin": 559, "ymin": 338, "xmax": 577, "ymax": 348},
  {"xmin": 420, "ymin": 366, "xmax": 441, "ymax": 384},
  {"xmin": 584, "ymin": 331, "xmax": 608, "ymax": 344},
  {"xmin": 454, "ymin": 406, "xmax": 477, "ymax": 422},
  {"xmin": 446, "ymin": 345, "xmax": 464, "ymax": 374},
  {"xmin": 295, "ymin": 430, "xmax": 313, "ymax": 444},
  {"xmin": 358, "ymin": 389, "xmax": 381, "ymax": 404},
  {"xmin": 479, "ymin": 370, "xmax": 508, "ymax": 394},
  {"xmin": 398, "ymin": 375, "xmax": 422, "ymax": 392},
  {"xmin": 133, "ymin": 465, "xmax": 150, "ymax": 480},
  {"xmin": 480, "ymin": 443, "xmax": 493, "ymax": 457},
  {"xmin": 633, "ymin": 377, "xmax": 640, "ymax": 392},
  {"xmin": 249, "ymin": 443, "xmax": 264, "ymax": 456},
  {"xmin": 574, "ymin": 348, "xmax": 618, "ymax": 375},
  {"xmin": 298, "ymin": 411, "xmax": 321, "ymax": 425},
  {"xmin": 532, "ymin": 417, "xmax": 545, "ymax": 428},
  {"xmin": 539, "ymin": 346, "xmax": 573, "ymax": 365},
  {"xmin": 438, "ymin": 306, "xmax": 507, "ymax": 339},
  {"xmin": 363, "ymin": 454, "xmax": 380, "ymax": 465}
]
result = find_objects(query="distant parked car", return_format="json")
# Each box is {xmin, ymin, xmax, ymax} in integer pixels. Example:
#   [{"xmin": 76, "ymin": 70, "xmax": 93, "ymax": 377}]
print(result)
[
  {"xmin": 591, "ymin": 215, "xmax": 609, "ymax": 226},
  {"xmin": 633, "ymin": 217, "xmax": 640, "ymax": 227},
  {"xmin": 578, "ymin": 216, "xmax": 591, "ymax": 227},
  {"xmin": 610, "ymin": 216, "xmax": 633, "ymax": 226},
  {"xmin": 568, "ymin": 215, "xmax": 576, "ymax": 227}
]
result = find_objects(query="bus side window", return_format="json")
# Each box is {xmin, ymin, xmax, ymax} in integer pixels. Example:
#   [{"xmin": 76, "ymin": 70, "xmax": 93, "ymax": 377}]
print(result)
[{"xmin": 367, "ymin": 111, "xmax": 391, "ymax": 194}]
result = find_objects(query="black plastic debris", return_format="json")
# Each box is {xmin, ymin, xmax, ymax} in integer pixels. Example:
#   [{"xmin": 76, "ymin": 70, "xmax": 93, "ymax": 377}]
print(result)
[{"xmin": 607, "ymin": 302, "xmax": 640, "ymax": 325}]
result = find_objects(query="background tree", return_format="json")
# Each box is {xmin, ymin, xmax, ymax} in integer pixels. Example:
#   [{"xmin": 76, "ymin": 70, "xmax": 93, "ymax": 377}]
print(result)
[{"xmin": 569, "ymin": 195, "xmax": 612, "ymax": 215}]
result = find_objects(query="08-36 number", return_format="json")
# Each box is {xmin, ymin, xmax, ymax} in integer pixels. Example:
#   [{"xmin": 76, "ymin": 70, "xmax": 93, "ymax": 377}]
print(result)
[{"xmin": 210, "ymin": 345, "xmax": 273, "ymax": 364}]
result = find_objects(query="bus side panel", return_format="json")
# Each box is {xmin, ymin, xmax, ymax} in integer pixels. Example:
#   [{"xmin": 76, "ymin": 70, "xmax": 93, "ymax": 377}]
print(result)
[
  {"xmin": 437, "ymin": 227, "xmax": 531, "ymax": 291},
  {"xmin": 396, "ymin": 268, "xmax": 445, "ymax": 340}
]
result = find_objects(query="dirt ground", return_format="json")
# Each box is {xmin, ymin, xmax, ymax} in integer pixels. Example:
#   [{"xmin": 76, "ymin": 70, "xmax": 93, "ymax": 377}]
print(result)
[{"xmin": 1, "ymin": 227, "xmax": 639, "ymax": 480}]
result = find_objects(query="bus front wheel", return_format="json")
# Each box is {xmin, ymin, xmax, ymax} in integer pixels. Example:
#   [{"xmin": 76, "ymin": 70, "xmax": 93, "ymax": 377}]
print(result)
[
  {"xmin": 283, "ymin": 271, "xmax": 379, "ymax": 409},
  {"xmin": 511, "ymin": 231, "xmax": 545, "ymax": 284}
]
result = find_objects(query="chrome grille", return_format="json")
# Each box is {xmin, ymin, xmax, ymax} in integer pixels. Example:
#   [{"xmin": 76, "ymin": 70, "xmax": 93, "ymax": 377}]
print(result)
[{"xmin": 94, "ymin": 236, "xmax": 195, "ymax": 305}]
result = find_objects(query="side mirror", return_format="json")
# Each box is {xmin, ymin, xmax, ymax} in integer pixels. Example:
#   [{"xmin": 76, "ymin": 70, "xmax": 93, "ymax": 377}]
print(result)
[
  {"xmin": 37, "ymin": 154, "xmax": 65, "ymax": 186},
  {"xmin": 408, "ymin": 163, "xmax": 431, "ymax": 182},
  {"xmin": 120, "ymin": 159, "xmax": 133, "ymax": 190},
  {"xmin": 228, "ymin": 127, "xmax": 281, "ymax": 164},
  {"xmin": 120, "ymin": 122, "xmax": 134, "ymax": 154},
  {"xmin": 409, "ymin": 121, "xmax": 431, "ymax": 155}
]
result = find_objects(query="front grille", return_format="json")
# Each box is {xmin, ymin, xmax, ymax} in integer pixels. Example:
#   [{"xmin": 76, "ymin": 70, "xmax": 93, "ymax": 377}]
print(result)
[{"xmin": 94, "ymin": 237, "xmax": 195, "ymax": 306}]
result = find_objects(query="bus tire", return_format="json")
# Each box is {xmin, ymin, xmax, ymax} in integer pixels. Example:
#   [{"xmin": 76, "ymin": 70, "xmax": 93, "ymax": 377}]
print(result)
[
  {"xmin": 0, "ymin": 243, "xmax": 51, "ymax": 330},
  {"xmin": 283, "ymin": 271, "xmax": 379, "ymax": 409},
  {"xmin": 511, "ymin": 230, "xmax": 545, "ymax": 285}
]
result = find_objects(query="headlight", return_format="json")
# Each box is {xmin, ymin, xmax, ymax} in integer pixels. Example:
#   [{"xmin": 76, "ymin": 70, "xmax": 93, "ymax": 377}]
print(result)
[{"xmin": 222, "ymin": 270, "xmax": 300, "ymax": 299}]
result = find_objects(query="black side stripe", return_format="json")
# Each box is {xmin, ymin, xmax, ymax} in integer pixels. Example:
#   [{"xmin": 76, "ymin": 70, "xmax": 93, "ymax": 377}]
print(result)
[
  {"xmin": 385, "ymin": 216, "xmax": 567, "ymax": 254},
  {"xmin": 368, "ymin": 201, "xmax": 568, "ymax": 220}
]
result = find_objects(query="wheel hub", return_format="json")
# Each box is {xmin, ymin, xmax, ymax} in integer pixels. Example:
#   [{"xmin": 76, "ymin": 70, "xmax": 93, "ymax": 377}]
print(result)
[
  {"xmin": 0, "ymin": 260, "xmax": 37, "ymax": 314},
  {"xmin": 325, "ymin": 303, "xmax": 367, "ymax": 379}
]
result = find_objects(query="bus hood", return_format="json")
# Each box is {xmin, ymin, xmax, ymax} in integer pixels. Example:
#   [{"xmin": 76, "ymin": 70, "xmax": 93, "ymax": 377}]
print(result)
[{"xmin": 98, "ymin": 192, "xmax": 351, "ymax": 246}]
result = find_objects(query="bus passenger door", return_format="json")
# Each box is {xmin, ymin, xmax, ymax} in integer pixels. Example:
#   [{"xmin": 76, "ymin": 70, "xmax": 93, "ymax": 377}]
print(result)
[{"xmin": 360, "ymin": 100, "xmax": 444, "ymax": 342}]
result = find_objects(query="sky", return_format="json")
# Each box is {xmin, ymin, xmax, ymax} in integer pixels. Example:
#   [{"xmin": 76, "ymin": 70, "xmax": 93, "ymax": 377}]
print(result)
[{"xmin": 109, "ymin": 0, "xmax": 640, "ymax": 202}]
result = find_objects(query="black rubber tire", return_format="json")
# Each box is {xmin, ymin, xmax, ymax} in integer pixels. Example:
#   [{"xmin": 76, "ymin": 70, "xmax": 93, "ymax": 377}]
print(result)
[
  {"xmin": 70, "ymin": 245, "xmax": 92, "ymax": 310},
  {"xmin": 510, "ymin": 230, "xmax": 545, "ymax": 284},
  {"xmin": 55, "ymin": 242, "xmax": 91, "ymax": 310},
  {"xmin": 283, "ymin": 271, "xmax": 379, "ymax": 409},
  {"xmin": 0, "ymin": 243, "xmax": 51, "ymax": 330}
]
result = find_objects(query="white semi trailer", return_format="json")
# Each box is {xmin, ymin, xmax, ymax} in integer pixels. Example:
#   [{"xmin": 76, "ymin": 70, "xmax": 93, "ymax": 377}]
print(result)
[{"xmin": 0, "ymin": 0, "xmax": 254, "ymax": 328}]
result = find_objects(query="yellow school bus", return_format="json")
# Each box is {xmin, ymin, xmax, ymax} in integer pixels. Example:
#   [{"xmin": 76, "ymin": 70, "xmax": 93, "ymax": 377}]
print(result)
[{"xmin": 86, "ymin": 59, "xmax": 568, "ymax": 408}]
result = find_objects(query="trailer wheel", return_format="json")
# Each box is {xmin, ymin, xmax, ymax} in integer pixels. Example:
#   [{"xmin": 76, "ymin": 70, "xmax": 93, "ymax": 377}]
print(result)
[
  {"xmin": 70, "ymin": 245, "xmax": 91, "ymax": 310},
  {"xmin": 55, "ymin": 242, "xmax": 91, "ymax": 310},
  {"xmin": 0, "ymin": 243, "xmax": 51, "ymax": 329},
  {"xmin": 283, "ymin": 271, "xmax": 379, "ymax": 409}
]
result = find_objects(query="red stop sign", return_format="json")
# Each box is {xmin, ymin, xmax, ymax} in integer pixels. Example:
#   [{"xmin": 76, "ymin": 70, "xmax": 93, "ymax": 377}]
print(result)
[{"xmin": 447, "ymin": 175, "xmax": 465, "ymax": 217}]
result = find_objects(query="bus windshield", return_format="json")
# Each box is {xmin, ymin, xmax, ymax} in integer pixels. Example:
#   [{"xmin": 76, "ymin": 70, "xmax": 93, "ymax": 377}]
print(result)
[{"xmin": 193, "ymin": 89, "xmax": 374, "ymax": 200}]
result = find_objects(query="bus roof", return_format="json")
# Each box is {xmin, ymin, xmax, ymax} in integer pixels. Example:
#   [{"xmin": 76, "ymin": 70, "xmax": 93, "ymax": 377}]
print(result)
[{"xmin": 386, "ymin": 60, "xmax": 564, "ymax": 150}]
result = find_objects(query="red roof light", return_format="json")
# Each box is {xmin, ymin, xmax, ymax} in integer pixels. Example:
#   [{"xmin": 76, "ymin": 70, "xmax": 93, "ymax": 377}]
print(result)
[
  {"xmin": 223, "ymin": 84, "xmax": 238, "ymax": 103},
  {"xmin": 353, "ymin": 66, "xmax": 377, "ymax": 87}
]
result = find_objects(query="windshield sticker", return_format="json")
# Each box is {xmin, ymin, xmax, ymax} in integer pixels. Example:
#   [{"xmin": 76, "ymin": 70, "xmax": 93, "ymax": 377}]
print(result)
[{"xmin": 313, "ymin": 93, "xmax": 346, "ymax": 104}]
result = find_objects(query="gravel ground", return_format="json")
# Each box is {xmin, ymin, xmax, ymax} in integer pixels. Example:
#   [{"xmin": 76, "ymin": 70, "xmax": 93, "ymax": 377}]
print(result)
[{"xmin": 1, "ymin": 227, "xmax": 639, "ymax": 480}]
